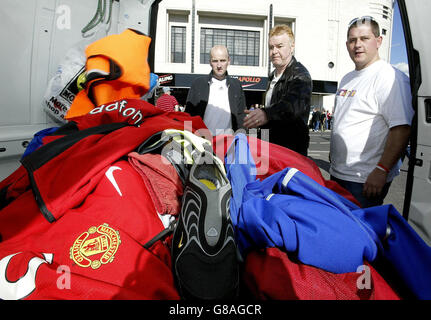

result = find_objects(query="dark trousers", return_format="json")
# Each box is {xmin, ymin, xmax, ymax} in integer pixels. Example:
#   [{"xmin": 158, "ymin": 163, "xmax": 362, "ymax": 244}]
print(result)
[{"xmin": 330, "ymin": 175, "xmax": 392, "ymax": 208}]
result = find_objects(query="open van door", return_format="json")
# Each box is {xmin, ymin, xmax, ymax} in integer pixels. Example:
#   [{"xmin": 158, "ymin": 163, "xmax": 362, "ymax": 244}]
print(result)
[
  {"xmin": 0, "ymin": 0, "xmax": 159, "ymax": 180},
  {"xmin": 399, "ymin": 0, "xmax": 431, "ymax": 245}
]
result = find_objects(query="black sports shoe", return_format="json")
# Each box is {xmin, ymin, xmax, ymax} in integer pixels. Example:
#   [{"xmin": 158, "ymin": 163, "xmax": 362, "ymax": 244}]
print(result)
[
  {"xmin": 136, "ymin": 129, "xmax": 215, "ymax": 184},
  {"xmin": 171, "ymin": 150, "xmax": 239, "ymax": 300}
]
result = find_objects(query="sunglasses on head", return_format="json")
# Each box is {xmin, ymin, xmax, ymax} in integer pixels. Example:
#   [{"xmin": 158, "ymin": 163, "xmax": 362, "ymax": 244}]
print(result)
[{"xmin": 348, "ymin": 16, "xmax": 376, "ymax": 27}]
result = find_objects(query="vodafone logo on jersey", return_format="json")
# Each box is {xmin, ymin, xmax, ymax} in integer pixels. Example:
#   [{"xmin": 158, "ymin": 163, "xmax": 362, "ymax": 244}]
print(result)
[
  {"xmin": 73, "ymin": 98, "xmax": 166, "ymax": 129},
  {"xmin": 89, "ymin": 100, "xmax": 144, "ymax": 125}
]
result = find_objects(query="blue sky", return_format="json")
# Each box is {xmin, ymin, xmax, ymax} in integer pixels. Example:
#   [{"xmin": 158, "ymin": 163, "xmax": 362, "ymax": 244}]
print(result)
[{"xmin": 390, "ymin": 0, "xmax": 409, "ymax": 72}]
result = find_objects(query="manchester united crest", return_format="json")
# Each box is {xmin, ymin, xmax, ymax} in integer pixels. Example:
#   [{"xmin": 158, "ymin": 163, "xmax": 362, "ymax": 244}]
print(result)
[{"xmin": 70, "ymin": 224, "xmax": 121, "ymax": 269}]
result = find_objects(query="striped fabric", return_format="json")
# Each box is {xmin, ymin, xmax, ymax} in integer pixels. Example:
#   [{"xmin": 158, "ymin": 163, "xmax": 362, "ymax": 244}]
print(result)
[{"xmin": 156, "ymin": 94, "xmax": 179, "ymax": 112}]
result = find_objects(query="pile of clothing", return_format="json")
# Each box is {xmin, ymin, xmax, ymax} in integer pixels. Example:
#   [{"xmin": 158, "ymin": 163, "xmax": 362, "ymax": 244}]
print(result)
[{"xmin": 0, "ymin": 29, "xmax": 430, "ymax": 300}]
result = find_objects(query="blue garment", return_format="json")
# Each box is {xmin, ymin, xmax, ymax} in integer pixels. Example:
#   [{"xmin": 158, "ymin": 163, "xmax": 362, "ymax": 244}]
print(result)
[
  {"xmin": 225, "ymin": 134, "xmax": 431, "ymax": 298},
  {"xmin": 21, "ymin": 127, "xmax": 59, "ymax": 159},
  {"xmin": 358, "ymin": 204, "xmax": 431, "ymax": 299},
  {"xmin": 314, "ymin": 120, "xmax": 320, "ymax": 131},
  {"xmin": 149, "ymin": 73, "xmax": 158, "ymax": 93},
  {"xmin": 225, "ymin": 133, "xmax": 378, "ymax": 273},
  {"xmin": 225, "ymin": 133, "xmax": 257, "ymax": 228}
]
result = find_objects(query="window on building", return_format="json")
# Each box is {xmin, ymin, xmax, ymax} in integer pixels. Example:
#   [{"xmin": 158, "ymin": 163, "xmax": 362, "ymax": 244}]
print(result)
[
  {"xmin": 200, "ymin": 28, "xmax": 260, "ymax": 66},
  {"xmin": 171, "ymin": 26, "xmax": 186, "ymax": 63}
]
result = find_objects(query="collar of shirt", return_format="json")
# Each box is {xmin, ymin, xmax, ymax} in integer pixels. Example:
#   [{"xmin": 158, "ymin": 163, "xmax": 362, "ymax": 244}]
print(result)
[{"xmin": 210, "ymin": 77, "xmax": 228, "ymax": 89}]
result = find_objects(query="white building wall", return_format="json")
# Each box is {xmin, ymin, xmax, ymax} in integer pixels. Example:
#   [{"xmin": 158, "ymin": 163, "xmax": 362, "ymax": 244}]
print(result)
[
  {"xmin": 154, "ymin": 0, "xmax": 395, "ymax": 96},
  {"xmin": 271, "ymin": 0, "xmax": 333, "ymax": 82},
  {"xmin": 333, "ymin": 0, "xmax": 394, "ymax": 84},
  {"xmin": 155, "ymin": 0, "xmax": 193, "ymax": 75}
]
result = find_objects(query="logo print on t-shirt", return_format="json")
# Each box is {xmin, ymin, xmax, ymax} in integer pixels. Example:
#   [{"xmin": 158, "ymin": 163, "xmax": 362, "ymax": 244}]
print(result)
[
  {"xmin": 105, "ymin": 166, "xmax": 123, "ymax": 196},
  {"xmin": 336, "ymin": 89, "xmax": 357, "ymax": 97},
  {"xmin": 70, "ymin": 224, "xmax": 121, "ymax": 270}
]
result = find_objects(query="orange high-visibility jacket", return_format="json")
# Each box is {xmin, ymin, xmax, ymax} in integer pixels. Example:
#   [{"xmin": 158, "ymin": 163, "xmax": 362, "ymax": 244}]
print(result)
[{"xmin": 66, "ymin": 29, "xmax": 151, "ymax": 119}]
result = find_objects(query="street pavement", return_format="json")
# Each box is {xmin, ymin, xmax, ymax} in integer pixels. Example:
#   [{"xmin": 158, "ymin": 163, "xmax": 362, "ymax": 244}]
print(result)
[{"xmin": 308, "ymin": 129, "xmax": 407, "ymax": 214}]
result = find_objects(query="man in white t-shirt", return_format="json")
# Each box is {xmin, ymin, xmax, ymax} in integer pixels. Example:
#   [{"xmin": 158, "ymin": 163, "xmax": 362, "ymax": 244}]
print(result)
[
  {"xmin": 185, "ymin": 45, "xmax": 247, "ymax": 136},
  {"xmin": 329, "ymin": 16, "xmax": 414, "ymax": 208}
]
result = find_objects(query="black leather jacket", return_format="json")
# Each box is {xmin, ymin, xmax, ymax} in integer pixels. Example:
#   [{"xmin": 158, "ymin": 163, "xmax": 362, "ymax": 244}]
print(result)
[
  {"xmin": 185, "ymin": 72, "xmax": 247, "ymax": 131},
  {"xmin": 262, "ymin": 56, "xmax": 312, "ymax": 156}
]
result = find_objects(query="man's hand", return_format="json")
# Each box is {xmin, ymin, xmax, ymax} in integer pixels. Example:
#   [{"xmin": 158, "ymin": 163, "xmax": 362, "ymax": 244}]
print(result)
[
  {"xmin": 362, "ymin": 125, "xmax": 411, "ymax": 199},
  {"xmin": 363, "ymin": 168, "xmax": 387, "ymax": 198},
  {"xmin": 243, "ymin": 108, "xmax": 268, "ymax": 129}
]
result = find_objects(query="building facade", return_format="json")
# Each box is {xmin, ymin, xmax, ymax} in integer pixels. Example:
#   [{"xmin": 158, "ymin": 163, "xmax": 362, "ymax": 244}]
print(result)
[{"xmin": 153, "ymin": 0, "xmax": 394, "ymax": 111}]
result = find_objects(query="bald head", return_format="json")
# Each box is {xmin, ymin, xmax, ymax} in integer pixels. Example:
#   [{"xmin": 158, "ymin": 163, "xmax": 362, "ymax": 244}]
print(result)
[
  {"xmin": 209, "ymin": 45, "xmax": 230, "ymax": 80},
  {"xmin": 210, "ymin": 45, "xmax": 229, "ymax": 59}
]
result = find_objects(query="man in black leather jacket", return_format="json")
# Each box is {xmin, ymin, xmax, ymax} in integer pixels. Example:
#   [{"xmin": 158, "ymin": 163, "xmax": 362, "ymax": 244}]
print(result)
[
  {"xmin": 244, "ymin": 25, "xmax": 312, "ymax": 156},
  {"xmin": 185, "ymin": 45, "xmax": 247, "ymax": 135}
]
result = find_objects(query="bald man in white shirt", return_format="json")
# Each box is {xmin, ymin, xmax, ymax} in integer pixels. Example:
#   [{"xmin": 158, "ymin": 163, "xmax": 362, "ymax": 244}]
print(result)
[{"xmin": 185, "ymin": 45, "xmax": 247, "ymax": 136}]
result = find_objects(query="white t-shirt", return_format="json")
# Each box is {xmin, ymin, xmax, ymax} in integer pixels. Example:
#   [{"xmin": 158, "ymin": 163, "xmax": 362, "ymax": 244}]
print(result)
[
  {"xmin": 329, "ymin": 59, "xmax": 414, "ymax": 183},
  {"xmin": 203, "ymin": 78, "xmax": 232, "ymax": 135},
  {"xmin": 265, "ymin": 72, "xmax": 282, "ymax": 108}
]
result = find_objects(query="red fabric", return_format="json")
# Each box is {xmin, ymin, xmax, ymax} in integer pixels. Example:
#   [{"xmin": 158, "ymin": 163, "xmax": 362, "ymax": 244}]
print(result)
[
  {"xmin": 243, "ymin": 248, "xmax": 400, "ymax": 300},
  {"xmin": 66, "ymin": 98, "xmax": 195, "ymax": 130},
  {"xmin": 0, "ymin": 161, "xmax": 179, "ymax": 299},
  {"xmin": 156, "ymin": 94, "xmax": 179, "ymax": 112},
  {"xmin": 0, "ymin": 165, "xmax": 29, "ymax": 203},
  {"xmin": 128, "ymin": 152, "xmax": 183, "ymax": 216},
  {"xmin": 25, "ymin": 99, "xmax": 206, "ymax": 222},
  {"xmin": 0, "ymin": 101, "xmax": 199, "ymax": 299},
  {"xmin": 0, "ymin": 189, "xmax": 51, "ymax": 243}
]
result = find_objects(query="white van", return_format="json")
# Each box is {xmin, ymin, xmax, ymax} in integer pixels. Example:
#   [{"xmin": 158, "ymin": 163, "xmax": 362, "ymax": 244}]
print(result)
[{"xmin": 395, "ymin": 0, "xmax": 431, "ymax": 246}]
